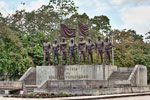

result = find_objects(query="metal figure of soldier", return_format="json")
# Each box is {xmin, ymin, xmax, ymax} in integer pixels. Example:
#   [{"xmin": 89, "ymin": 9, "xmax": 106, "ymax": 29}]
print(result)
[
  {"xmin": 104, "ymin": 37, "xmax": 113, "ymax": 65},
  {"xmin": 86, "ymin": 38, "xmax": 94, "ymax": 64},
  {"xmin": 43, "ymin": 37, "xmax": 51, "ymax": 65},
  {"xmin": 52, "ymin": 39, "xmax": 59, "ymax": 65},
  {"xmin": 68, "ymin": 38, "xmax": 77, "ymax": 65},
  {"xmin": 78, "ymin": 36, "xmax": 86, "ymax": 64},
  {"xmin": 95, "ymin": 36, "xmax": 104, "ymax": 64},
  {"xmin": 60, "ymin": 37, "xmax": 67, "ymax": 65}
]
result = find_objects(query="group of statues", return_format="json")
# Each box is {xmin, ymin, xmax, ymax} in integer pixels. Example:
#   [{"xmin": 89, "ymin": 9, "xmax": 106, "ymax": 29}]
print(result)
[{"xmin": 43, "ymin": 36, "xmax": 113, "ymax": 65}]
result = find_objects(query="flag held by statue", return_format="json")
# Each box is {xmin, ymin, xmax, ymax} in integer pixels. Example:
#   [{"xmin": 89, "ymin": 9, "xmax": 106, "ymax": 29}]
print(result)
[{"xmin": 60, "ymin": 24, "xmax": 76, "ymax": 38}]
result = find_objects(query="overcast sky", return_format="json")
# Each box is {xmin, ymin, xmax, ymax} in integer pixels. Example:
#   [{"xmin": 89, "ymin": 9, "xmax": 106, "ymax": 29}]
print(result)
[{"xmin": 0, "ymin": 0, "xmax": 150, "ymax": 36}]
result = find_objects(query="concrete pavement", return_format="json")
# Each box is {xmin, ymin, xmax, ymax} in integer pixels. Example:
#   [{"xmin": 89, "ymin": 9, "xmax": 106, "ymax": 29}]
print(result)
[{"xmin": 0, "ymin": 92, "xmax": 150, "ymax": 100}]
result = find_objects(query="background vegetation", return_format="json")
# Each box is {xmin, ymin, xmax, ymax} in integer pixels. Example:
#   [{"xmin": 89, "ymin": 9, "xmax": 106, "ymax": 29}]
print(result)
[{"xmin": 0, "ymin": 0, "xmax": 150, "ymax": 82}]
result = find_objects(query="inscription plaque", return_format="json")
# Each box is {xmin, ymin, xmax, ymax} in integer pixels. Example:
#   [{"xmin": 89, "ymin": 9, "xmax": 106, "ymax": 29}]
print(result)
[{"xmin": 36, "ymin": 65, "xmax": 117, "ymax": 85}]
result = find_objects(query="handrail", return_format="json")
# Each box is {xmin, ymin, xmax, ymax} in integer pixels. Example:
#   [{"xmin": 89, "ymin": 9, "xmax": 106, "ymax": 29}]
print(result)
[
  {"xmin": 128, "ymin": 65, "xmax": 138, "ymax": 81},
  {"xmin": 19, "ymin": 67, "xmax": 35, "ymax": 82}
]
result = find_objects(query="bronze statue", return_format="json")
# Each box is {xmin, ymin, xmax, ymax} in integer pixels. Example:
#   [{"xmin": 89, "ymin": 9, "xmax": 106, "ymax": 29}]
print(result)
[
  {"xmin": 95, "ymin": 36, "xmax": 104, "ymax": 64},
  {"xmin": 52, "ymin": 39, "xmax": 59, "ymax": 65},
  {"xmin": 43, "ymin": 37, "xmax": 51, "ymax": 65},
  {"xmin": 104, "ymin": 37, "xmax": 113, "ymax": 65},
  {"xmin": 78, "ymin": 36, "xmax": 86, "ymax": 64},
  {"xmin": 68, "ymin": 38, "xmax": 77, "ymax": 64},
  {"xmin": 86, "ymin": 38, "xmax": 94, "ymax": 64},
  {"xmin": 60, "ymin": 37, "xmax": 67, "ymax": 65}
]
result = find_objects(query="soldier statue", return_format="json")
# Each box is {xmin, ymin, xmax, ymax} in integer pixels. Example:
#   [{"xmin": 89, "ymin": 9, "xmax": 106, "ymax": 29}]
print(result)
[
  {"xmin": 68, "ymin": 38, "xmax": 77, "ymax": 64},
  {"xmin": 52, "ymin": 39, "xmax": 59, "ymax": 65},
  {"xmin": 86, "ymin": 38, "xmax": 94, "ymax": 64},
  {"xmin": 43, "ymin": 37, "xmax": 51, "ymax": 65},
  {"xmin": 60, "ymin": 37, "xmax": 67, "ymax": 65},
  {"xmin": 104, "ymin": 37, "xmax": 113, "ymax": 65},
  {"xmin": 95, "ymin": 36, "xmax": 104, "ymax": 64},
  {"xmin": 78, "ymin": 36, "xmax": 86, "ymax": 64}
]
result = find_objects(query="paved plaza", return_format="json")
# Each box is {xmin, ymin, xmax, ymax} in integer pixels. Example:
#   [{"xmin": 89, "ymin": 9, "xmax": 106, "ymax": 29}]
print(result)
[
  {"xmin": 0, "ymin": 96, "xmax": 150, "ymax": 100},
  {"xmin": 99, "ymin": 96, "xmax": 150, "ymax": 100}
]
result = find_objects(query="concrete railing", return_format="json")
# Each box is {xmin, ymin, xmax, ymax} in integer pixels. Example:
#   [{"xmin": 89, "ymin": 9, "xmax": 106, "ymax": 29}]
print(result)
[
  {"xmin": 128, "ymin": 65, "xmax": 147, "ymax": 87},
  {"xmin": 19, "ymin": 67, "xmax": 36, "ymax": 86},
  {"xmin": 19, "ymin": 67, "xmax": 35, "ymax": 82}
]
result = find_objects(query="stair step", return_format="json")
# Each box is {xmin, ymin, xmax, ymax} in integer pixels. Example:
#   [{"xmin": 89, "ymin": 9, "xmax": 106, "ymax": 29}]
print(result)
[
  {"xmin": 26, "ymin": 85, "xmax": 38, "ymax": 93},
  {"xmin": 108, "ymin": 71, "xmax": 132, "ymax": 81}
]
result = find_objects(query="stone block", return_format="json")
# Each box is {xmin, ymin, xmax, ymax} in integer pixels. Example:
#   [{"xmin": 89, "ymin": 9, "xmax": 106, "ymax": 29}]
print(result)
[
  {"xmin": 36, "ymin": 65, "xmax": 117, "ymax": 85},
  {"xmin": 0, "ymin": 81, "xmax": 22, "ymax": 90}
]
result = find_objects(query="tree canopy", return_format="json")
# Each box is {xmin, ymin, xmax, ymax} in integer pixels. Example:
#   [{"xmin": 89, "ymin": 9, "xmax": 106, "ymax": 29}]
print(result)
[{"xmin": 0, "ymin": 25, "xmax": 34, "ymax": 80}]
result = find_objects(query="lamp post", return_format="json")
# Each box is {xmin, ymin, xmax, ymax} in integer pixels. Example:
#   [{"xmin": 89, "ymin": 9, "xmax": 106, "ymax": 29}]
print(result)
[{"xmin": 110, "ymin": 31, "xmax": 114, "ymax": 66}]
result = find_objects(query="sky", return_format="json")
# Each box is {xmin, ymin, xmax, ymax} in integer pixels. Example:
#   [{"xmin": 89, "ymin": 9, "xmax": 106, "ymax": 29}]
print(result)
[{"xmin": 0, "ymin": 0, "xmax": 150, "ymax": 36}]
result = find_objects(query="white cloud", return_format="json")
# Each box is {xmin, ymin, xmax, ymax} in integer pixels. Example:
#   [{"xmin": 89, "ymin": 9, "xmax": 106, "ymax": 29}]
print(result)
[
  {"xmin": 111, "ymin": 0, "xmax": 125, "ymax": 5},
  {"xmin": 0, "ymin": 1, "xmax": 6, "ymax": 7},
  {"xmin": 74, "ymin": 0, "xmax": 110, "ymax": 17},
  {"xmin": 74, "ymin": 0, "xmax": 92, "ymax": 7},
  {"xmin": 0, "ymin": 0, "xmax": 47, "ymax": 17},
  {"xmin": 111, "ymin": 0, "xmax": 150, "ymax": 5},
  {"xmin": 29, "ymin": 0, "xmax": 46, "ymax": 11},
  {"xmin": 17, "ymin": 0, "xmax": 46, "ymax": 12},
  {"xmin": 74, "ymin": 0, "xmax": 109, "ymax": 11},
  {"xmin": 93, "ymin": 0, "xmax": 110, "ymax": 11},
  {"xmin": 120, "ymin": 5, "xmax": 150, "ymax": 35},
  {"xmin": 0, "ymin": 1, "xmax": 9, "ymax": 16}
]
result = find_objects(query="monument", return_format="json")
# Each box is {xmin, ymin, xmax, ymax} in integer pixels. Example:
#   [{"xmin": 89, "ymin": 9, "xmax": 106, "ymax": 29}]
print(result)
[
  {"xmin": 43, "ymin": 37, "xmax": 51, "ymax": 65},
  {"xmin": 68, "ymin": 38, "xmax": 77, "ymax": 64},
  {"xmin": 86, "ymin": 37, "xmax": 94, "ymax": 64},
  {"xmin": 60, "ymin": 37, "xmax": 67, "ymax": 65},
  {"xmin": 104, "ymin": 37, "xmax": 113, "ymax": 65},
  {"xmin": 95, "ymin": 36, "xmax": 104, "ymax": 64},
  {"xmin": 52, "ymin": 39, "xmax": 59, "ymax": 65},
  {"xmin": 19, "ymin": 36, "xmax": 148, "ymax": 95},
  {"xmin": 78, "ymin": 36, "xmax": 86, "ymax": 64}
]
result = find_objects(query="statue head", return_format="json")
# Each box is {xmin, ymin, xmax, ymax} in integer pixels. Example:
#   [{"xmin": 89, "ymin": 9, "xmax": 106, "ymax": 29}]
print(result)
[
  {"xmin": 70, "ymin": 38, "xmax": 74, "ymax": 44},
  {"xmin": 88, "ymin": 37, "xmax": 91, "ymax": 43},
  {"xmin": 79, "ymin": 36, "xmax": 83, "ymax": 42},
  {"xmin": 97, "ymin": 36, "xmax": 101, "ymax": 41},
  {"xmin": 54, "ymin": 39, "xmax": 57, "ymax": 44},
  {"xmin": 44, "ymin": 37, "xmax": 48, "ymax": 42},
  {"xmin": 62, "ymin": 37, "xmax": 65, "ymax": 42}
]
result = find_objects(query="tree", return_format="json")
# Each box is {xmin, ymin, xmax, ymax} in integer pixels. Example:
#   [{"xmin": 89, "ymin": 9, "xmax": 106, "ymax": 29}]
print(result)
[
  {"xmin": 145, "ymin": 31, "xmax": 150, "ymax": 43},
  {"xmin": 91, "ymin": 15, "xmax": 111, "ymax": 36},
  {"xmin": 0, "ymin": 25, "xmax": 34, "ymax": 80},
  {"xmin": 6, "ymin": 0, "xmax": 78, "ymax": 35}
]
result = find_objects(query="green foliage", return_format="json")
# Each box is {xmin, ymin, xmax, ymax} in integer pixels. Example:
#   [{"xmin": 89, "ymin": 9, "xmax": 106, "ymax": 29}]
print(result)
[
  {"xmin": 0, "ymin": 25, "xmax": 34, "ymax": 80},
  {"xmin": 113, "ymin": 29, "xmax": 150, "ymax": 82},
  {"xmin": 59, "ymin": 91, "xmax": 68, "ymax": 95}
]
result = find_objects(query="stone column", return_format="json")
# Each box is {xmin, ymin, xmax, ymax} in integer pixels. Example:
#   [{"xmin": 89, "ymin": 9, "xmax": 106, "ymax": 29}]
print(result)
[{"xmin": 139, "ymin": 65, "xmax": 147, "ymax": 86}]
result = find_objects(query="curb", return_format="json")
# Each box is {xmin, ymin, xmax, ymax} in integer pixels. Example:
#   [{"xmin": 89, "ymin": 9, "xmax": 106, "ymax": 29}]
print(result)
[{"xmin": 61, "ymin": 92, "xmax": 150, "ymax": 100}]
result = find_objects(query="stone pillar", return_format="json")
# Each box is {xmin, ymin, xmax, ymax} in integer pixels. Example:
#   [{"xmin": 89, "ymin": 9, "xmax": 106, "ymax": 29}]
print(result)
[{"xmin": 139, "ymin": 65, "xmax": 147, "ymax": 86}]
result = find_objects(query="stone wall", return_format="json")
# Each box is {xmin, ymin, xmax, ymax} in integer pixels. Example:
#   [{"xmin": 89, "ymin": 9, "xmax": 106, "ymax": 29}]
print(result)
[
  {"xmin": 0, "ymin": 81, "xmax": 22, "ymax": 90},
  {"xmin": 34, "ymin": 80, "xmax": 150, "ymax": 95},
  {"xmin": 36, "ymin": 65, "xmax": 117, "ymax": 85}
]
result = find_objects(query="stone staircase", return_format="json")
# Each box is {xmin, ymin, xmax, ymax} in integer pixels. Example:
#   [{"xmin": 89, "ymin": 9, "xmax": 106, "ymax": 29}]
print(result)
[
  {"xmin": 26, "ymin": 85, "xmax": 38, "ymax": 93},
  {"xmin": 19, "ymin": 67, "xmax": 37, "ymax": 93},
  {"xmin": 108, "ymin": 71, "xmax": 132, "ymax": 81},
  {"xmin": 108, "ymin": 68, "xmax": 133, "ymax": 87}
]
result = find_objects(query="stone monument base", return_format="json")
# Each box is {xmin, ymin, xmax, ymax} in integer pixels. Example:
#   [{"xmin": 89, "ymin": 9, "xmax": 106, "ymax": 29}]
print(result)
[
  {"xmin": 19, "ymin": 65, "xmax": 148, "ymax": 94},
  {"xmin": 34, "ymin": 80, "xmax": 150, "ymax": 95}
]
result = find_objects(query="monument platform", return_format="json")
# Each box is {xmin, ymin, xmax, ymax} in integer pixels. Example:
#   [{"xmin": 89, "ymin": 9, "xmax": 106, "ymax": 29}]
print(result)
[
  {"xmin": 36, "ymin": 65, "xmax": 117, "ymax": 85},
  {"xmin": 19, "ymin": 65, "xmax": 147, "ymax": 95}
]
